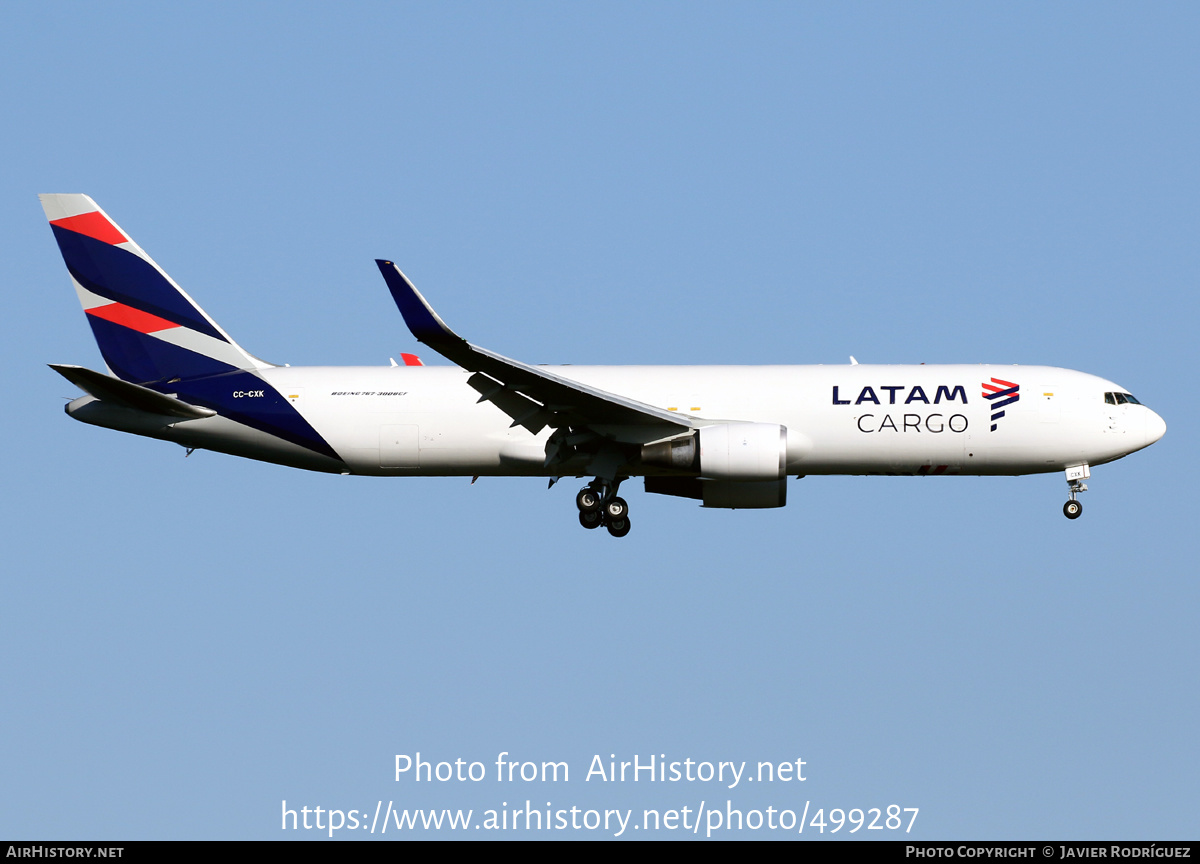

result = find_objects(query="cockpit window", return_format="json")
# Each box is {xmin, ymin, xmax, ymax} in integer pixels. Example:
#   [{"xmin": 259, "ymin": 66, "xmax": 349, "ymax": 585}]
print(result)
[{"xmin": 1105, "ymin": 392, "xmax": 1143, "ymax": 406}]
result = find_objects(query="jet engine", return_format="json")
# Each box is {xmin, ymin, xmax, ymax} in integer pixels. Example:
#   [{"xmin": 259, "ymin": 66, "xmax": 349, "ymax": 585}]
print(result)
[{"xmin": 641, "ymin": 423, "xmax": 789, "ymax": 508}]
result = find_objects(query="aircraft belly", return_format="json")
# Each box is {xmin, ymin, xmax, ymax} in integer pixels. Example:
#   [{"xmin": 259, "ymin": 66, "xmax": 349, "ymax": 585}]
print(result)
[
  {"xmin": 264, "ymin": 367, "xmax": 510, "ymax": 476},
  {"xmin": 66, "ymin": 396, "xmax": 347, "ymax": 473},
  {"xmin": 414, "ymin": 415, "xmax": 507, "ymax": 474},
  {"xmin": 331, "ymin": 425, "xmax": 510, "ymax": 476},
  {"xmin": 167, "ymin": 416, "xmax": 347, "ymax": 472},
  {"xmin": 318, "ymin": 410, "xmax": 512, "ymax": 477},
  {"xmin": 798, "ymin": 436, "xmax": 968, "ymax": 475}
]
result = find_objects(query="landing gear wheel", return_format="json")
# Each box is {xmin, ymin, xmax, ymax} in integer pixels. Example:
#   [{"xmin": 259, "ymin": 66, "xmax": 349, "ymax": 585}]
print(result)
[
  {"xmin": 1063, "ymin": 500, "xmax": 1083, "ymax": 520},
  {"xmin": 576, "ymin": 488, "xmax": 600, "ymax": 513},
  {"xmin": 606, "ymin": 517, "xmax": 631, "ymax": 538},
  {"xmin": 579, "ymin": 510, "xmax": 602, "ymax": 529},
  {"xmin": 604, "ymin": 496, "xmax": 628, "ymax": 521}
]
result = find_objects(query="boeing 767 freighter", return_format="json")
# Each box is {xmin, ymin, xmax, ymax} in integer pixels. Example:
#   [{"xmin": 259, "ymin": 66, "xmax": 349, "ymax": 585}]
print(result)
[{"xmin": 42, "ymin": 194, "xmax": 1165, "ymax": 537}]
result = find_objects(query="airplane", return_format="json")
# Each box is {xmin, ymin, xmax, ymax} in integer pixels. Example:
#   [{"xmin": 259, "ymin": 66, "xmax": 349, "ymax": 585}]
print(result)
[{"xmin": 41, "ymin": 194, "xmax": 1166, "ymax": 537}]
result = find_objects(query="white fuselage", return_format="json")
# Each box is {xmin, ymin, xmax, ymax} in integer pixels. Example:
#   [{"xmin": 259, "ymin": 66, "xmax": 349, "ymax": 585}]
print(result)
[{"xmin": 213, "ymin": 363, "xmax": 1160, "ymax": 478}]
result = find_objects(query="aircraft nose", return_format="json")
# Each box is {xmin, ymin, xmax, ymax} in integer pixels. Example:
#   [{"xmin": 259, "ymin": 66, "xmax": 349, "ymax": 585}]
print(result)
[{"xmin": 1145, "ymin": 409, "xmax": 1167, "ymax": 447}]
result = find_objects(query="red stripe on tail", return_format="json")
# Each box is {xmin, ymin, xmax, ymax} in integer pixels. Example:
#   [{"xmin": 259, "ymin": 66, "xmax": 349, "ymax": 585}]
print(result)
[
  {"xmin": 86, "ymin": 302, "xmax": 182, "ymax": 334},
  {"xmin": 50, "ymin": 211, "xmax": 128, "ymax": 246}
]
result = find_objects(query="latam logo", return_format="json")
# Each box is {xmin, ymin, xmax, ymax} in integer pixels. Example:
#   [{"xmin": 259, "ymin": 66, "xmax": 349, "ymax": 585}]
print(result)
[
  {"xmin": 832, "ymin": 385, "xmax": 967, "ymax": 405},
  {"xmin": 982, "ymin": 377, "xmax": 1019, "ymax": 431}
]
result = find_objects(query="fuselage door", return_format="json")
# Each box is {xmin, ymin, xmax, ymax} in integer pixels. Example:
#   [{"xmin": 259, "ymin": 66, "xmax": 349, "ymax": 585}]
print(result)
[{"xmin": 380, "ymin": 424, "xmax": 419, "ymax": 469}]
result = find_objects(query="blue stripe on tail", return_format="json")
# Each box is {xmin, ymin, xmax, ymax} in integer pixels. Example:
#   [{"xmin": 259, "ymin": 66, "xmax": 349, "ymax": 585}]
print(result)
[
  {"xmin": 86, "ymin": 318, "xmax": 238, "ymax": 384},
  {"xmin": 51, "ymin": 226, "xmax": 226, "ymax": 340}
]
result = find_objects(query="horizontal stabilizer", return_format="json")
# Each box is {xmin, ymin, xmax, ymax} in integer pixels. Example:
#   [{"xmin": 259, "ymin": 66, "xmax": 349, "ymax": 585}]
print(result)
[{"xmin": 49, "ymin": 364, "xmax": 216, "ymax": 419}]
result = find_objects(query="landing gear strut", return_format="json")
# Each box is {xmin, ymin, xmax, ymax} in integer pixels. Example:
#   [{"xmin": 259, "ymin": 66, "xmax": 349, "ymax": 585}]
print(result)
[
  {"xmin": 1063, "ymin": 464, "xmax": 1089, "ymax": 520},
  {"xmin": 575, "ymin": 478, "xmax": 631, "ymax": 537}
]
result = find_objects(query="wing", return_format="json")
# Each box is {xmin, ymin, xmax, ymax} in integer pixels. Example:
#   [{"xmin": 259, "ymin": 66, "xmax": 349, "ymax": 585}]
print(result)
[{"xmin": 375, "ymin": 260, "xmax": 695, "ymax": 471}]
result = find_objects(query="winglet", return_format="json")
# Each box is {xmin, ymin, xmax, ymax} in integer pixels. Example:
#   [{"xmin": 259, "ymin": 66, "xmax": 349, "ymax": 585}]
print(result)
[{"xmin": 375, "ymin": 260, "xmax": 461, "ymax": 347}]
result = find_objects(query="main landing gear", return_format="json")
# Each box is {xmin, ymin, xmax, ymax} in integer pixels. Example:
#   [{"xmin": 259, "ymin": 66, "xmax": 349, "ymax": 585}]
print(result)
[
  {"xmin": 1063, "ymin": 464, "xmax": 1089, "ymax": 520},
  {"xmin": 576, "ymin": 479, "xmax": 631, "ymax": 537}
]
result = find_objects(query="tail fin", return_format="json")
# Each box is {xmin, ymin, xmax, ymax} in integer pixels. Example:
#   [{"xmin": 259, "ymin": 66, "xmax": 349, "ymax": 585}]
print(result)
[{"xmin": 40, "ymin": 194, "xmax": 269, "ymax": 384}]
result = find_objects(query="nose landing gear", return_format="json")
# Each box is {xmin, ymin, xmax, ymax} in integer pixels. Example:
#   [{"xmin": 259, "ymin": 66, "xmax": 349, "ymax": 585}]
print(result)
[
  {"xmin": 1063, "ymin": 464, "xmax": 1089, "ymax": 520},
  {"xmin": 575, "ymin": 478, "xmax": 631, "ymax": 537}
]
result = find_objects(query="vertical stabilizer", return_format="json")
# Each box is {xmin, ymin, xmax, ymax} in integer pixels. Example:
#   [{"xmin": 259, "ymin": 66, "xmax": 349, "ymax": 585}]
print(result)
[{"xmin": 40, "ymin": 194, "xmax": 270, "ymax": 384}]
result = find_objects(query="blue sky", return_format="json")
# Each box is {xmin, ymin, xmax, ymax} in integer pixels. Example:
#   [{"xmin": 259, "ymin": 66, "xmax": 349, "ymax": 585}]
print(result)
[{"xmin": 2, "ymin": 2, "xmax": 1196, "ymax": 839}]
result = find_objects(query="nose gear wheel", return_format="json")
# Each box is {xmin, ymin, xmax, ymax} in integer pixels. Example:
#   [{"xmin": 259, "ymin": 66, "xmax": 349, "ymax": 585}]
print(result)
[{"xmin": 1063, "ymin": 465, "xmax": 1089, "ymax": 520}]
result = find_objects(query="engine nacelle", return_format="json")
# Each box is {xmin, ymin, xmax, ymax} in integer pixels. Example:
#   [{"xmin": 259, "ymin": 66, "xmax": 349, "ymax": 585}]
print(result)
[
  {"xmin": 641, "ymin": 422, "xmax": 788, "ymax": 482},
  {"xmin": 643, "ymin": 476, "xmax": 788, "ymax": 509},
  {"xmin": 698, "ymin": 422, "xmax": 787, "ymax": 481},
  {"xmin": 640, "ymin": 422, "xmax": 789, "ymax": 508},
  {"xmin": 702, "ymin": 478, "xmax": 787, "ymax": 509}
]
